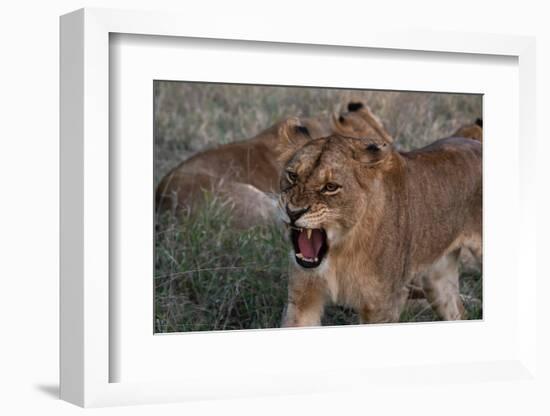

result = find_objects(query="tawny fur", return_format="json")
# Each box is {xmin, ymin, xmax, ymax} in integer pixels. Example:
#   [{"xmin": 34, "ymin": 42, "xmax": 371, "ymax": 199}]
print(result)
[
  {"xmin": 453, "ymin": 123, "xmax": 483, "ymax": 142},
  {"xmin": 155, "ymin": 101, "xmax": 391, "ymax": 227},
  {"xmin": 407, "ymin": 119, "xmax": 483, "ymax": 300},
  {"xmin": 453, "ymin": 118, "xmax": 483, "ymax": 142},
  {"xmin": 278, "ymin": 133, "xmax": 481, "ymax": 326}
]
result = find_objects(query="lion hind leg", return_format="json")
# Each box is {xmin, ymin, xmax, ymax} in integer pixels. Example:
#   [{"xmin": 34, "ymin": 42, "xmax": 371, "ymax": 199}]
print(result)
[{"xmin": 422, "ymin": 249, "xmax": 466, "ymax": 321}]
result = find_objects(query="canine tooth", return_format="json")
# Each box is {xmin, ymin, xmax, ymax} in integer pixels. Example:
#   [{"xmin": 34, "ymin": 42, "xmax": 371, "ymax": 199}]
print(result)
[
  {"xmin": 306, "ymin": 229, "xmax": 312, "ymax": 239},
  {"xmin": 296, "ymin": 253, "xmax": 304, "ymax": 259},
  {"xmin": 314, "ymin": 257, "xmax": 318, "ymax": 262}
]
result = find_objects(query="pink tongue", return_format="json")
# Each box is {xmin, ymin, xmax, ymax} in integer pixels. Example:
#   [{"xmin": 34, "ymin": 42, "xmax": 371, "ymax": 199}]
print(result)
[{"xmin": 297, "ymin": 229, "xmax": 323, "ymax": 259}]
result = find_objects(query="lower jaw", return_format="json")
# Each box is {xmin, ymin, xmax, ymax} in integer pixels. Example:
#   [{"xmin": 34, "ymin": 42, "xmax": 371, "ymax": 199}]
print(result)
[{"xmin": 293, "ymin": 254, "xmax": 325, "ymax": 269}]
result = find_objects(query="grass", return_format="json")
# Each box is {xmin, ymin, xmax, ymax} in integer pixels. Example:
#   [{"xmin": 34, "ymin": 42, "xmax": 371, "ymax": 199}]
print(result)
[
  {"xmin": 154, "ymin": 82, "xmax": 482, "ymax": 184},
  {"xmin": 155, "ymin": 196, "xmax": 289, "ymax": 332},
  {"xmin": 155, "ymin": 196, "xmax": 482, "ymax": 332},
  {"xmin": 154, "ymin": 82, "xmax": 483, "ymax": 333}
]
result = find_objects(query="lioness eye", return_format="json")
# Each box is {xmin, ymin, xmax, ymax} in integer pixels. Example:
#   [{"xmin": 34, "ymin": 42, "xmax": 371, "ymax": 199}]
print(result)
[
  {"xmin": 322, "ymin": 183, "xmax": 341, "ymax": 193},
  {"xmin": 287, "ymin": 171, "xmax": 298, "ymax": 183}
]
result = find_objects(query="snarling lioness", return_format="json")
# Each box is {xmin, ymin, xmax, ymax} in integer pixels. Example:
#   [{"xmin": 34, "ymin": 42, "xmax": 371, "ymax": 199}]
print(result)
[
  {"xmin": 278, "ymin": 132, "xmax": 481, "ymax": 326},
  {"xmin": 155, "ymin": 101, "xmax": 390, "ymax": 226}
]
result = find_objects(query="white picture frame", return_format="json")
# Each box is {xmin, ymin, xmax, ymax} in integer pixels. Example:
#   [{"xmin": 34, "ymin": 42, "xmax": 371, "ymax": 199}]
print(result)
[{"xmin": 60, "ymin": 8, "xmax": 538, "ymax": 408}]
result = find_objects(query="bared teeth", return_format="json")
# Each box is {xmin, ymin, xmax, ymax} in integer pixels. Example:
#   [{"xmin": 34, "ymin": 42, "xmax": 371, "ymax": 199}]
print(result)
[
  {"xmin": 306, "ymin": 229, "xmax": 312, "ymax": 239},
  {"xmin": 296, "ymin": 253, "xmax": 319, "ymax": 263}
]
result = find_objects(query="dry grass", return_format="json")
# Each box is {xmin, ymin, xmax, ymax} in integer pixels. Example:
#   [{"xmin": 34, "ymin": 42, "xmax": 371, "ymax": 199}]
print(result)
[
  {"xmin": 154, "ymin": 82, "xmax": 482, "ymax": 182},
  {"xmin": 154, "ymin": 81, "xmax": 482, "ymax": 333}
]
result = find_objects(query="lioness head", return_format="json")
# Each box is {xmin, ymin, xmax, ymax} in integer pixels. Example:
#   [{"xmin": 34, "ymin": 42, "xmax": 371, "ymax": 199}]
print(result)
[{"xmin": 278, "ymin": 133, "xmax": 392, "ymax": 269}]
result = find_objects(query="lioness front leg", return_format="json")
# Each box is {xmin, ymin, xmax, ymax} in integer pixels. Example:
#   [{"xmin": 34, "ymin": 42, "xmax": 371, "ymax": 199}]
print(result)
[
  {"xmin": 359, "ymin": 288, "xmax": 409, "ymax": 324},
  {"xmin": 282, "ymin": 273, "xmax": 326, "ymax": 327}
]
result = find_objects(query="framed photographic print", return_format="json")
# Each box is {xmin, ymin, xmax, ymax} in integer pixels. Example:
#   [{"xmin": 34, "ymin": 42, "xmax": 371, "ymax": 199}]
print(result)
[
  {"xmin": 153, "ymin": 82, "xmax": 483, "ymax": 333},
  {"xmin": 60, "ymin": 8, "xmax": 538, "ymax": 408}
]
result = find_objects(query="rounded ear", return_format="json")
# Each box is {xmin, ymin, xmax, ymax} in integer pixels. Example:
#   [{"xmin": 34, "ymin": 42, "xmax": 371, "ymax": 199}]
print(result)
[
  {"xmin": 331, "ymin": 111, "xmax": 345, "ymax": 130},
  {"xmin": 338, "ymin": 100, "xmax": 393, "ymax": 144},
  {"xmin": 353, "ymin": 139, "xmax": 392, "ymax": 166},
  {"xmin": 355, "ymin": 104, "xmax": 393, "ymax": 144},
  {"xmin": 276, "ymin": 117, "xmax": 311, "ymax": 164},
  {"xmin": 347, "ymin": 101, "xmax": 365, "ymax": 112},
  {"xmin": 278, "ymin": 117, "xmax": 311, "ymax": 142}
]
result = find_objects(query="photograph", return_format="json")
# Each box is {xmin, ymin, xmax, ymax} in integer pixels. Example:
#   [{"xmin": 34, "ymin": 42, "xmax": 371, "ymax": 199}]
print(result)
[
  {"xmin": 8, "ymin": 0, "xmax": 541, "ymax": 412},
  {"xmin": 154, "ymin": 81, "xmax": 482, "ymax": 333}
]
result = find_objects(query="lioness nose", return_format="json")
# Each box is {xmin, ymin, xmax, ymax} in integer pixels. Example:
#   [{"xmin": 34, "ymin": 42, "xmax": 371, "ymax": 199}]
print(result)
[{"xmin": 286, "ymin": 205, "xmax": 310, "ymax": 223}]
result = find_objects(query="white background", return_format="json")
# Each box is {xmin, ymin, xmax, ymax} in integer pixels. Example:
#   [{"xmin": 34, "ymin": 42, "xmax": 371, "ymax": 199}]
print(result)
[
  {"xmin": 1, "ymin": 1, "xmax": 548, "ymax": 415},
  {"xmin": 112, "ymin": 34, "xmax": 519, "ymax": 384}
]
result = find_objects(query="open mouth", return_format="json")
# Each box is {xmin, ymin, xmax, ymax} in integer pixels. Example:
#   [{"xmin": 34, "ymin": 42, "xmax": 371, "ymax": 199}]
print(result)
[{"xmin": 290, "ymin": 227, "xmax": 328, "ymax": 269}]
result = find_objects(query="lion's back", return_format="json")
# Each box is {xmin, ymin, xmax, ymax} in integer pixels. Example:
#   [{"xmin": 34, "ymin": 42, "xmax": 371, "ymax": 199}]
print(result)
[{"xmin": 404, "ymin": 137, "xmax": 481, "ymax": 181}]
